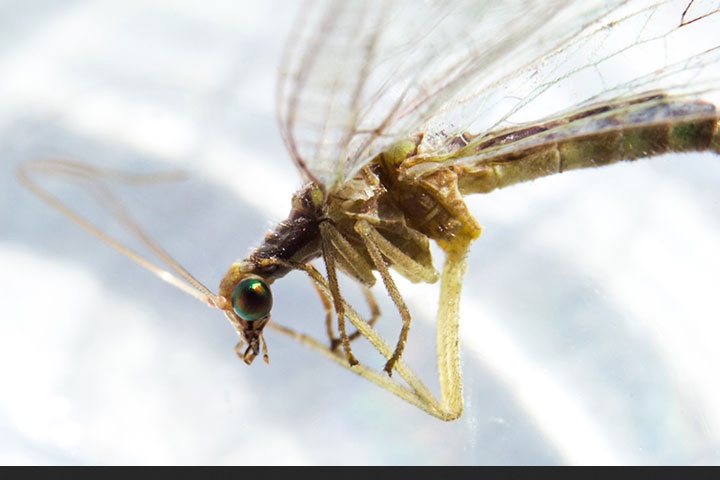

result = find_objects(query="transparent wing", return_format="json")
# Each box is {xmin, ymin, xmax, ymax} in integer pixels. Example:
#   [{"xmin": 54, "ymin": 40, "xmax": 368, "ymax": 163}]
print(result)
[{"xmin": 276, "ymin": 0, "xmax": 720, "ymax": 188}]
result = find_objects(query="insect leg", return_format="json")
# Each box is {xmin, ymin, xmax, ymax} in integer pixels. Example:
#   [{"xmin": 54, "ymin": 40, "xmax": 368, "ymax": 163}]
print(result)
[
  {"xmin": 319, "ymin": 222, "xmax": 359, "ymax": 366},
  {"xmin": 348, "ymin": 286, "xmax": 381, "ymax": 341},
  {"xmin": 268, "ymin": 257, "xmax": 456, "ymax": 421},
  {"xmin": 353, "ymin": 219, "xmax": 414, "ymax": 376},
  {"xmin": 434, "ymin": 234, "xmax": 474, "ymax": 419},
  {"xmin": 307, "ymin": 278, "xmax": 342, "ymax": 350},
  {"xmin": 309, "ymin": 273, "xmax": 381, "ymax": 350}
]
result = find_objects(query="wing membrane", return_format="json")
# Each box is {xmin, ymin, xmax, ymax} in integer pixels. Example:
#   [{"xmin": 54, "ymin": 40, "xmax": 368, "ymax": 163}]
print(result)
[{"xmin": 276, "ymin": 0, "xmax": 720, "ymax": 188}]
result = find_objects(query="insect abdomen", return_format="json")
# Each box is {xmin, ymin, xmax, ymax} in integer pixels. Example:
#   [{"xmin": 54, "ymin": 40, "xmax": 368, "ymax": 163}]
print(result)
[{"xmin": 456, "ymin": 98, "xmax": 720, "ymax": 194}]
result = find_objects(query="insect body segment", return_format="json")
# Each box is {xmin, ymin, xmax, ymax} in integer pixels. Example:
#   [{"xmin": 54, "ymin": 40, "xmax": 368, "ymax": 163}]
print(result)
[
  {"xmin": 377, "ymin": 134, "xmax": 482, "ymax": 248},
  {"xmin": 446, "ymin": 96, "xmax": 720, "ymax": 196}
]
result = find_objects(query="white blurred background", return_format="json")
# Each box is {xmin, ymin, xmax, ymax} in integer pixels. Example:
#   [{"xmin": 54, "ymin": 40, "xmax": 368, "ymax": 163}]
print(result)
[{"xmin": 1, "ymin": 0, "xmax": 720, "ymax": 465}]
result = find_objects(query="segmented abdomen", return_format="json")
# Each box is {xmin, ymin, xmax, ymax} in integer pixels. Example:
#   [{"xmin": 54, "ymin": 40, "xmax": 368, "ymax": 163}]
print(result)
[{"xmin": 454, "ymin": 95, "xmax": 720, "ymax": 194}]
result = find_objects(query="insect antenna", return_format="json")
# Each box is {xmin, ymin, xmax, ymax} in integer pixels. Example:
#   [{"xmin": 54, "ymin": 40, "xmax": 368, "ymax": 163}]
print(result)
[{"xmin": 16, "ymin": 159, "xmax": 227, "ymax": 310}]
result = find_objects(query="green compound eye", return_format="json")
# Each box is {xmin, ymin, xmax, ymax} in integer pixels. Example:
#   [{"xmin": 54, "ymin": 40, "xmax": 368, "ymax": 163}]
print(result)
[{"xmin": 231, "ymin": 277, "xmax": 272, "ymax": 321}]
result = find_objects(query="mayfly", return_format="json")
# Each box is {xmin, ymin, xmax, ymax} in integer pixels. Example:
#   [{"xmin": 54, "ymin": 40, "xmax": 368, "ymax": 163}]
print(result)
[{"xmin": 17, "ymin": 0, "xmax": 720, "ymax": 421}]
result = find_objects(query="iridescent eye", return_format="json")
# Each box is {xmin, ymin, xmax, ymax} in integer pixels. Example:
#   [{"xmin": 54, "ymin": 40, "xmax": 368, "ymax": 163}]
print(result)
[{"xmin": 231, "ymin": 276, "xmax": 272, "ymax": 321}]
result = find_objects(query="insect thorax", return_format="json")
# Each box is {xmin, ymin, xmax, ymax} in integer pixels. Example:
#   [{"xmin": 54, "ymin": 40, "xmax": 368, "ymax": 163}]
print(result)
[
  {"xmin": 369, "ymin": 136, "xmax": 482, "ymax": 247},
  {"xmin": 325, "ymin": 137, "xmax": 482, "ymax": 283},
  {"xmin": 225, "ymin": 135, "xmax": 483, "ymax": 294}
]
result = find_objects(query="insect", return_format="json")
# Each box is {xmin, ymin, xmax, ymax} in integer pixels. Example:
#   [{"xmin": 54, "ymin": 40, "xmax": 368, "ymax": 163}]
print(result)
[{"xmin": 18, "ymin": 0, "xmax": 720, "ymax": 421}]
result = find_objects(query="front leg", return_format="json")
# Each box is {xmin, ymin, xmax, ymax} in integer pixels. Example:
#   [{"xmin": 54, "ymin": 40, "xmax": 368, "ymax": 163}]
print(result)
[{"xmin": 309, "ymin": 277, "xmax": 381, "ymax": 351}]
